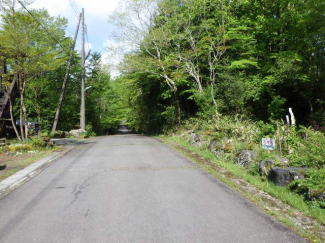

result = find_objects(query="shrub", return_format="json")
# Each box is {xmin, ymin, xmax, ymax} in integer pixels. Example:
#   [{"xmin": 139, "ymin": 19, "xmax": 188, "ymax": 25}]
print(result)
[
  {"xmin": 86, "ymin": 124, "xmax": 96, "ymax": 137},
  {"xmin": 289, "ymin": 168, "xmax": 325, "ymax": 208},
  {"xmin": 30, "ymin": 137, "xmax": 45, "ymax": 148},
  {"xmin": 50, "ymin": 130, "xmax": 66, "ymax": 138},
  {"xmin": 7, "ymin": 144, "xmax": 33, "ymax": 152},
  {"xmin": 289, "ymin": 127, "xmax": 325, "ymax": 169}
]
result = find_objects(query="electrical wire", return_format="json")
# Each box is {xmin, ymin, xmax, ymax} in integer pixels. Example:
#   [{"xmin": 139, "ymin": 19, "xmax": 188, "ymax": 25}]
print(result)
[
  {"xmin": 69, "ymin": 0, "xmax": 79, "ymax": 17},
  {"xmin": 71, "ymin": 0, "xmax": 80, "ymax": 13},
  {"xmin": 69, "ymin": 0, "xmax": 91, "ymax": 54},
  {"xmin": 17, "ymin": 0, "xmax": 70, "ymax": 55}
]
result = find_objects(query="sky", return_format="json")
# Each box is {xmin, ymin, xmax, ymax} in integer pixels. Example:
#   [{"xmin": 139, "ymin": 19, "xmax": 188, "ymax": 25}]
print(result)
[{"xmin": 30, "ymin": 0, "xmax": 119, "ymax": 67}]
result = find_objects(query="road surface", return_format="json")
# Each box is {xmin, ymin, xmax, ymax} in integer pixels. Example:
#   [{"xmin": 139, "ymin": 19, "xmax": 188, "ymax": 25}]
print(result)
[{"xmin": 0, "ymin": 135, "xmax": 306, "ymax": 243}]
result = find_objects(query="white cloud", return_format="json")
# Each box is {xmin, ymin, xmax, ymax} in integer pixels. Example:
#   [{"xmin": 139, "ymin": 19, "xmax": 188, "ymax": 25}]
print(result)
[{"xmin": 30, "ymin": 0, "xmax": 118, "ymax": 50}]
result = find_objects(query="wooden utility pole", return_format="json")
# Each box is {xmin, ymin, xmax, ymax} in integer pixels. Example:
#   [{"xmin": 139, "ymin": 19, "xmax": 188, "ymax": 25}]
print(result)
[
  {"xmin": 51, "ymin": 13, "xmax": 82, "ymax": 134},
  {"xmin": 80, "ymin": 8, "xmax": 86, "ymax": 130}
]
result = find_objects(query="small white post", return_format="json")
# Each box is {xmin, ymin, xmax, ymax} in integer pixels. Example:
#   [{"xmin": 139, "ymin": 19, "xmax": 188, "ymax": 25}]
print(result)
[
  {"xmin": 286, "ymin": 115, "xmax": 290, "ymax": 125},
  {"xmin": 288, "ymin": 108, "xmax": 295, "ymax": 126}
]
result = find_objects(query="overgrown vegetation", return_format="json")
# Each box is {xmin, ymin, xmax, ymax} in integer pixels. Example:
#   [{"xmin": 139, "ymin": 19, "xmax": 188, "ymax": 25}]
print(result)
[
  {"xmin": 110, "ymin": 0, "xmax": 325, "ymax": 134},
  {"xmin": 167, "ymin": 115, "xmax": 325, "ymax": 212}
]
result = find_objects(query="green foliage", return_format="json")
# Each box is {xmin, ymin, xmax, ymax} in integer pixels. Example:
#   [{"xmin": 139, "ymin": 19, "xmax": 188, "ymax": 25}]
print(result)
[
  {"xmin": 112, "ymin": 0, "xmax": 325, "ymax": 131},
  {"xmin": 50, "ymin": 131, "xmax": 66, "ymax": 139},
  {"xmin": 289, "ymin": 127, "xmax": 325, "ymax": 169},
  {"xmin": 85, "ymin": 124, "xmax": 96, "ymax": 137},
  {"xmin": 6, "ymin": 144, "xmax": 33, "ymax": 152},
  {"xmin": 173, "ymin": 113, "xmax": 325, "ymax": 210},
  {"xmin": 289, "ymin": 168, "xmax": 325, "ymax": 208},
  {"xmin": 164, "ymin": 135, "xmax": 325, "ymax": 227},
  {"xmin": 29, "ymin": 137, "xmax": 45, "ymax": 148}
]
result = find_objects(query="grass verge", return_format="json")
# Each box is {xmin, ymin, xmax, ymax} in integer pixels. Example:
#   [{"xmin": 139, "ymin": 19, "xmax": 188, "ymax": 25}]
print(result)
[
  {"xmin": 159, "ymin": 135, "xmax": 325, "ymax": 243},
  {"xmin": 0, "ymin": 147, "xmax": 61, "ymax": 182}
]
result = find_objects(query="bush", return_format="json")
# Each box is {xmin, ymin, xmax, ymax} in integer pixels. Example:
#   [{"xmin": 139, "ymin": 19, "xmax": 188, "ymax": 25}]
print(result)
[
  {"xmin": 289, "ymin": 168, "xmax": 325, "ymax": 208},
  {"xmin": 86, "ymin": 124, "xmax": 96, "ymax": 137},
  {"xmin": 50, "ymin": 130, "xmax": 66, "ymax": 138},
  {"xmin": 176, "ymin": 115, "xmax": 325, "ymax": 211},
  {"xmin": 30, "ymin": 137, "xmax": 45, "ymax": 148},
  {"xmin": 289, "ymin": 127, "xmax": 325, "ymax": 169},
  {"xmin": 7, "ymin": 144, "xmax": 33, "ymax": 152}
]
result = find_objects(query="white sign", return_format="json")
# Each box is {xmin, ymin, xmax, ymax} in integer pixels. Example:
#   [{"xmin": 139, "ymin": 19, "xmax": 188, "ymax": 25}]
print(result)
[{"xmin": 262, "ymin": 138, "xmax": 276, "ymax": 151}]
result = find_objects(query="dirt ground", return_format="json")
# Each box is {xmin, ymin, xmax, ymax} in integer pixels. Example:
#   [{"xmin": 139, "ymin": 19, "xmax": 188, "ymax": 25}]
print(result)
[{"xmin": 0, "ymin": 151, "xmax": 50, "ymax": 181}]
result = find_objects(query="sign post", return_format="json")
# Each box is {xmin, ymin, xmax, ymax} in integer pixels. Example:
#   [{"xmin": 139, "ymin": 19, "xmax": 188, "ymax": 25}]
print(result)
[{"xmin": 262, "ymin": 138, "xmax": 276, "ymax": 151}]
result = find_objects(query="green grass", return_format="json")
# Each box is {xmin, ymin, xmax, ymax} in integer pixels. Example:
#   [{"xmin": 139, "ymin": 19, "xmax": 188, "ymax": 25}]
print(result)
[
  {"xmin": 0, "ymin": 147, "xmax": 59, "ymax": 182},
  {"xmin": 159, "ymin": 135, "xmax": 325, "ymax": 242},
  {"xmin": 161, "ymin": 136, "xmax": 325, "ymax": 225}
]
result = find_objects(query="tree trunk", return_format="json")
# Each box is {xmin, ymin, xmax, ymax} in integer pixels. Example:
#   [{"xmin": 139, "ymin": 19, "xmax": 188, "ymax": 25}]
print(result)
[
  {"xmin": 9, "ymin": 97, "xmax": 21, "ymax": 141},
  {"xmin": 173, "ymin": 87, "xmax": 181, "ymax": 125},
  {"xmin": 22, "ymin": 100, "xmax": 28, "ymax": 139},
  {"xmin": 36, "ymin": 104, "xmax": 41, "ymax": 125},
  {"xmin": 35, "ymin": 93, "xmax": 42, "ymax": 126},
  {"xmin": 211, "ymin": 81, "xmax": 218, "ymax": 115},
  {"xmin": 19, "ymin": 88, "xmax": 25, "ymax": 142}
]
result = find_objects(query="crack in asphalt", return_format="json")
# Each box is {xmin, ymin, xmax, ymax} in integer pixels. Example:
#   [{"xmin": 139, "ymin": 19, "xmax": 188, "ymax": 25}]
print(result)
[
  {"xmin": 67, "ymin": 173, "xmax": 98, "ymax": 208},
  {"xmin": 84, "ymin": 209, "xmax": 90, "ymax": 217}
]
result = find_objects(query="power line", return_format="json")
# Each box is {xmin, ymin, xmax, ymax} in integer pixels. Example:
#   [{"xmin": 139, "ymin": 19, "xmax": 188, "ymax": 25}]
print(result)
[
  {"xmin": 70, "ymin": 0, "xmax": 80, "ymax": 13},
  {"xmin": 69, "ymin": 0, "xmax": 79, "ymax": 18},
  {"xmin": 70, "ymin": 0, "xmax": 88, "ymax": 53},
  {"xmin": 71, "ymin": 0, "xmax": 80, "ymax": 12},
  {"xmin": 68, "ymin": 0, "xmax": 91, "ymax": 54},
  {"xmin": 17, "ymin": 0, "xmax": 70, "ymax": 55}
]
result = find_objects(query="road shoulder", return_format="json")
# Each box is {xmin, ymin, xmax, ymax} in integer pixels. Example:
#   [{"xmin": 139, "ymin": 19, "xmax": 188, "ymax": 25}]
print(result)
[
  {"xmin": 0, "ymin": 145, "xmax": 75, "ymax": 200},
  {"xmin": 160, "ymin": 137, "xmax": 325, "ymax": 243}
]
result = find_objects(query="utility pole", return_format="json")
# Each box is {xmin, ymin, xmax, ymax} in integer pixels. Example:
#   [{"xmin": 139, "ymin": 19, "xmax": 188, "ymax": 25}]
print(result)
[
  {"xmin": 51, "ymin": 13, "xmax": 82, "ymax": 134},
  {"xmin": 80, "ymin": 8, "xmax": 86, "ymax": 130}
]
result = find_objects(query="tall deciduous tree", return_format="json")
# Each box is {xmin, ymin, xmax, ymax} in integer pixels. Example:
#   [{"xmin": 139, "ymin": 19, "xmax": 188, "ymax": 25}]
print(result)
[{"xmin": 0, "ymin": 4, "xmax": 68, "ymax": 140}]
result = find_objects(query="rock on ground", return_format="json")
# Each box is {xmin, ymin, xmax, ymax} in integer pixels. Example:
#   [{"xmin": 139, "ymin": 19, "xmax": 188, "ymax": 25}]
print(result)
[
  {"xmin": 259, "ymin": 160, "xmax": 274, "ymax": 176},
  {"xmin": 236, "ymin": 150, "xmax": 256, "ymax": 168},
  {"xmin": 268, "ymin": 167, "xmax": 308, "ymax": 187},
  {"xmin": 69, "ymin": 129, "xmax": 86, "ymax": 138}
]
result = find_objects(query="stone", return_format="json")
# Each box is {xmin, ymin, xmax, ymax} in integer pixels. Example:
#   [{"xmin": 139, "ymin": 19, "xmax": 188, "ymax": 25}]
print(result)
[
  {"xmin": 190, "ymin": 133, "xmax": 201, "ymax": 143},
  {"xmin": 208, "ymin": 139, "xmax": 219, "ymax": 151},
  {"xmin": 236, "ymin": 150, "xmax": 256, "ymax": 168},
  {"xmin": 259, "ymin": 160, "xmax": 274, "ymax": 176},
  {"xmin": 213, "ymin": 150, "xmax": 224, "ymax": 158},
  {"xmin": 308, "ymin": 188, "xmax": 325, "ymax": 201},
  {"xmin": 69, "ymin": 129, "xmax": 86, "ymax": 138},
  {"xmin": 193, "ymin": 141, "xmax": 204, "ymax": 149},
  {"xmin": 275, "ymin": 156, "xmax": 289, "ymax": 166},
  {"xmin": 268, "ymin": 167, "xmax": 308, "ymax": 187},
  {"xmin": 190, "ymin": 133, "xmax": 204, "ymax": 148}
]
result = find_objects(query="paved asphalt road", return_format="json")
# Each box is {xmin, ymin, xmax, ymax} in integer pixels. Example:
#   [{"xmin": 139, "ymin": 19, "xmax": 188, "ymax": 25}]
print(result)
[{"xmin": 0, "ymin": 135, "xmax": 306, "ymax": 243}]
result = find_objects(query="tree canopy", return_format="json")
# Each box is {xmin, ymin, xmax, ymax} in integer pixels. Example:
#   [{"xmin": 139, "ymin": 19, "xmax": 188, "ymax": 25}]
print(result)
[{"xmin": 110, "ymin": 0, "xmax": 325, "ymax": 133}]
